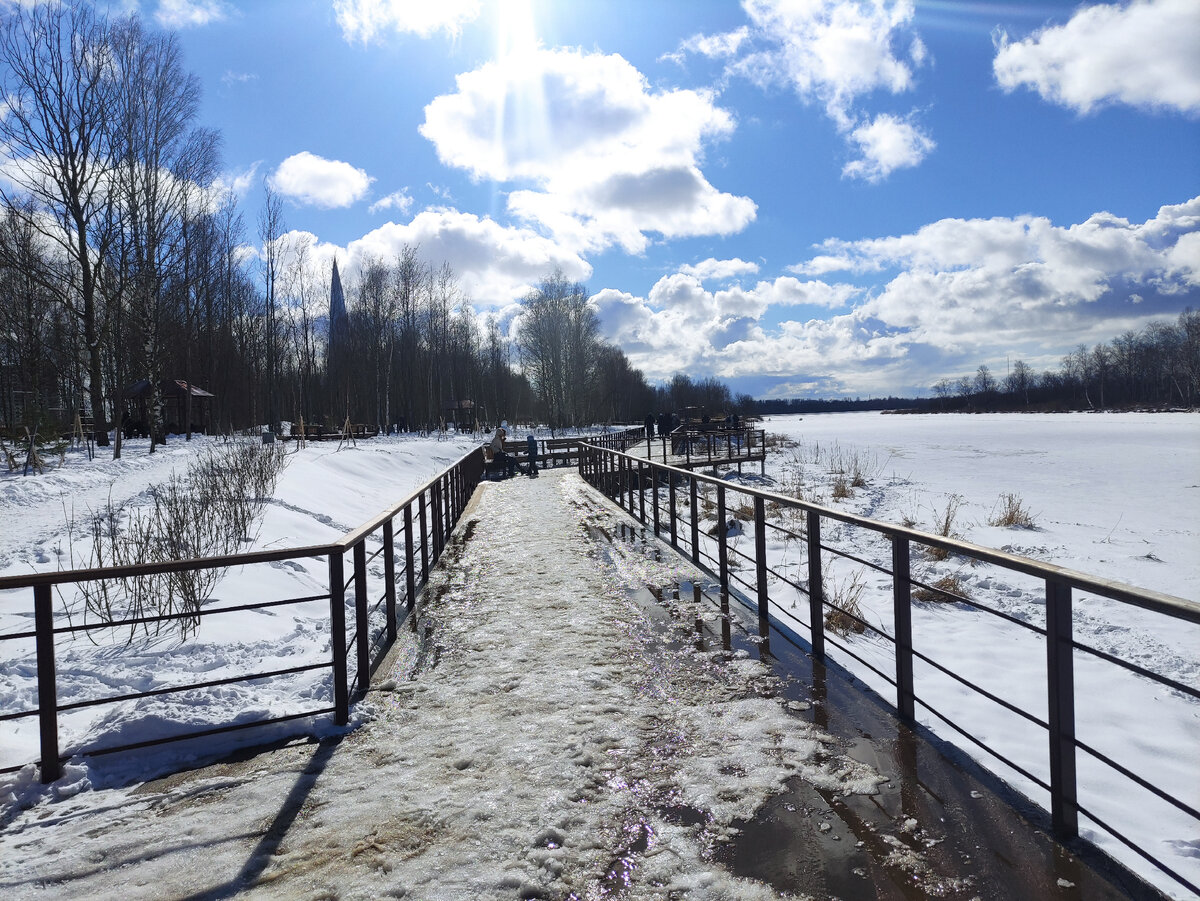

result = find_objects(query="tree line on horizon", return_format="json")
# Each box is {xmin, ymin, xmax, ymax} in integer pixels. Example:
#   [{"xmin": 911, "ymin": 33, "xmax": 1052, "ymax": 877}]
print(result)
[
  {"xmin": 0, "ymin": 4, "xmax": 751, "ymax": 458},
  {"xmin": 752, "ymin": 309, "xmax": 1199, "ymax": 415}
]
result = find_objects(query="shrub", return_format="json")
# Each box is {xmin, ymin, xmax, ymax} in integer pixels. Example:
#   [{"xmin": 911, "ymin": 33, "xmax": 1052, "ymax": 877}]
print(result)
[
  {"xmin": 72, "ymin": 440, "xmax": 289, "ymax": 641},
  {"xmin": 926, "ymin": 494, "xmax": 962, "ymax": 561},
  {"xmin": 824, "ymin": 571, "xmax": 868, "ymax": 636},
  {"xmin": 988, "ymin": 492, "xmax": 1038, "ymax": 529},
  {"xmin": 913, "ymin": 573, "xmax": 969, "ymax": 604}
]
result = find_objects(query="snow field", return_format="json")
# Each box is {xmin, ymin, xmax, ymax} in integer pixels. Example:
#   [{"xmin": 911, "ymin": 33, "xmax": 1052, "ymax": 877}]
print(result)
[{"xmin": 701, "ymin": 412, "xmax": 1200, "ymax": 899}]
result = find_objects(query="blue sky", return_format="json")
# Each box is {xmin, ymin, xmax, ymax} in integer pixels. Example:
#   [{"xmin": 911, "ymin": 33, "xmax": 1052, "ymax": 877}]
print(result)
[{"xmin": 114, "ymin": 0, "xmax": 1199, "ymax": 397}]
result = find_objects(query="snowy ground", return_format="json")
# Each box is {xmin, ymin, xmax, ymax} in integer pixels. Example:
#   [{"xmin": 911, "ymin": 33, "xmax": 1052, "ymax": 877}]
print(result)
[
  {"xmin": 0, "ymin": 470, "xmax": 892, "ymax": 900},
  {"xmin": 702, "ymin": 412, "xmax": 1199, "ymax": 899}
]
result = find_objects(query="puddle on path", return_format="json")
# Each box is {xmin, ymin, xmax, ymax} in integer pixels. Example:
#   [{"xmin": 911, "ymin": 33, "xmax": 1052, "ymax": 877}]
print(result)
[{"xmin": 584, "ymin": 517, "xmax": 1153, "ymax": 901}]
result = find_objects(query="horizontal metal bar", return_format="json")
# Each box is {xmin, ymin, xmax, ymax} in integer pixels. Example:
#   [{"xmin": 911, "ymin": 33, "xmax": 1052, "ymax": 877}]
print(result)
[
  {"xmin": 0, "ymin": 627, "xmax": 38, "ymax": 642},
  {"xmin": 1073, "ymin": 802, "xmax": 1199, "ymax": 896},
  {"xmin": 53, "ymin": 592, "xmax": 333, "ymax": 636},
  {"xmin": 1075, "ymin": 736, "xmax": 1200, "ymax": 822},
  {"xmin": 911, "ymin": 646, "xmax": 1050, "ymax": 730},
  {"xmin": 57, "ymin": 662, "xmax": 333, "ymax": 713},
  {"xmin": 915, "ymin": 697, "xmax": 1051, "ymax": 792},
  {"xmin": 820, "ymin": 630, "xmax": 897, "ymax": 686},
  {"xmin": 1070, "ymin": 638, "xmax": 1200, "ymax": 702},
  {"xmin": 0, "ymin": 544, "xmax": 335, "ymax": 590},
  {"xmin": 69, "ymin": 706, "xmax": 339, "ymax": 760},
  {"xmin": 0, "ymin": 707, "xmax": 37, "ymax": 723},
  {"xmin": 908, "ymin": 575, "xmax": 1048, "ymax": 636}
]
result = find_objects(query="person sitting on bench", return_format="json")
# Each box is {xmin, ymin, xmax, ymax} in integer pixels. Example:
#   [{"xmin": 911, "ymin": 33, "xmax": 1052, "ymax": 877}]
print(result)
[{"xmin": 490, "ymin": 425, "xmax": 515, "ymax": 478}]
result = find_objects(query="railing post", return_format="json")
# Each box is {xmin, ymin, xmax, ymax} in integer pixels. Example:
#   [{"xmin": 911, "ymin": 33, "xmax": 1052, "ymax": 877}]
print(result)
[
  {"xmin": 353, "ymin": 539, "xmax": 369, "ymax": 695},
  {"xmin": 754, "ymin": 496, "xmax": 770, "ymax": 655},
  {"xmin": 668, "ymin": 471, "xmax": 678, "ymax": 549},
  {"xmin": 807, "ymin": 510, "xmax": 825, "ymax": 660},
  {"xmin": 717, "ymin": 485, "xmax": 729, "ymax": 596},
  {"xmin": 418, "ymin": 491, "xmax": 429, "ymax": 583},
  {"xmin": 432, "ymin": 481, "xmax": 443, "ymax": 562},
  {"xmin": 404, "ymin": 504, "xmax": 416, "ymax": 613},
  {"xmin": 638, "ymin": 461, "xmax": 647, "ymax": 525},
  {"xmin": 689, "ymin": 477, "xmax": 700, "ymax": 566},
  {"xmin": 34, "ymin": 584, "xmax": 60, "ymax": 784},
  {"xmin": 892, "ymin": 537, "xmax": 914, "ymax": 720},
  {"xmin": 652, "ymin": 465, "xmax": 661, "ymax": 535},
  {"xmin": 384, "ymin": 520, "xmax": 397, "ymax": 642},
  {"xmin": 328, "ymin": 551, "xmax": 349, "ymax": 725},
  {"xmin": 1046, "ymin": 579, "xmax": 1079, "ymax": 839}
]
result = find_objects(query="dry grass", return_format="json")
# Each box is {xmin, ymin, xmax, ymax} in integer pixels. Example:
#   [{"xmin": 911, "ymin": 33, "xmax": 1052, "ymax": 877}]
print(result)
[
  {"xmin": 913, "ymin": 573, "xmax": 969, "ymax": 603},
  {"xmin": 831, "ymin": 476, "xmax": 851, "ymax": 500},
  {"xmin": 824, "ymin": 571, "xmax": 868, "ymax": 636},
  {"xmin": 988, "ymin": 492, "xmax": 1038, "ymax": 529}
]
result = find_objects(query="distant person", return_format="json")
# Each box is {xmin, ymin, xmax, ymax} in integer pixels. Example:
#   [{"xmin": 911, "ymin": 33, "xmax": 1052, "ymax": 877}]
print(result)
[
  {"xmin": 658, "ymin": 411, "xmax": 670, "ymax": 439},
  {"xmin": 526, "ymin": 433, "xmax": 538, "ymax": 477},
  {"xmin": 644, "ymin": 413, "xmax": 655, "ymax": 440},
  {"xmin": 491, "ymin": 425, "xmax": 515, "ymax": 478}
]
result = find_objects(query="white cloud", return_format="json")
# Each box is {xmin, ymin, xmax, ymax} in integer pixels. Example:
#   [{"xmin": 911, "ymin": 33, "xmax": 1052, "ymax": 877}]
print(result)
[
  {"xmin": 678, "ymin": 257, "xmax": 760, "ymax": 281},
  {"xmin": 334, "ymin": 0, "xmax": 481, "ymax": 43},
  {"xmin": 368, "ymin": 189, "xmax": 414, "ymax": 216},
  {"xmin": 674, "ymin": 1, "xmax": 932, "ymax": 181},
  {"xmin": 420, "ymin": 47, "xmax": 756, "ymax": 253},
  {"xmin": 211, "ymin": 162, "xmax": 259, "ymax": 199},
  {"xmin": 994, "ymin": 0, "xmax": 1200, "ymax": 115},
  {"xmin": 344, "ymin": 208, "xmax": 591, "ymax": 307},
  {"xmin": 734, "ymin": 0, "xmax": 923, "ymax": 124},
  {"xmin": 841, "ymin": 112, "xmax": 934, "ymax": 181},
  {"xmin": 154, "ymin": 0, "xmax": 232, "ymax": 29},
  {"xmin": 268, "ymin": 152, "xmax": 373, "ymax": 209},
  {"xmin": 591, "ymin": 198, "xmax": 1200, "ymax": 392},
  {"xmin": 220, "ymin": 70, "xmax": 257, "ymax": 88}
]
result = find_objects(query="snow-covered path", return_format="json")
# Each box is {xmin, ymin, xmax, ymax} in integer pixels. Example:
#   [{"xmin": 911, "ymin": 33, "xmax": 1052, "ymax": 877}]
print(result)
[{"xmin": 0, "ymin": 469, "xmax": 888, "ymax": 900}]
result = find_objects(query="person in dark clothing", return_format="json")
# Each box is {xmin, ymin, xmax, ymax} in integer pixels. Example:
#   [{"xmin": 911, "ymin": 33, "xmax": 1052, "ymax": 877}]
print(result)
[
  {"xmin": 526, "ymin": 433, "xmax": 539, "ymax": 477},
  {"xmin": 644, "ymin": 413, "xmax": 655, "ymax": 440}
]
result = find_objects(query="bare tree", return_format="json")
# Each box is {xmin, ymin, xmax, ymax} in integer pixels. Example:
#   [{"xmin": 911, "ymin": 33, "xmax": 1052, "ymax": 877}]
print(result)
[{"xmin": 0, "ymin": 3, "xmax": 116, "ymax": 444}]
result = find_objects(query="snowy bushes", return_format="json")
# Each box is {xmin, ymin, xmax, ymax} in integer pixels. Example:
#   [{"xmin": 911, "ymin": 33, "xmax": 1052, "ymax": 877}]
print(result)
[{"xmin": 69, "ymin": 440, "xmax": 289, "ymax": 640}]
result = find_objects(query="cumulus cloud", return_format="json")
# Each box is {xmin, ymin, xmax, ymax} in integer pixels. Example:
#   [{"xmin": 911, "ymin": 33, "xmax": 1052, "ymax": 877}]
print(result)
[
  {"xmin": 841, "ymin": 112, "xmax": 934, "ymax": 181},
  {"xmin": 368, "ymin": 189, "xmax": 414, "ymax": 216},
  {"xmin": 268, "ymin": 152, "xmax": 373, "ymax": 209},
  {"xmin": 334, "ymin": 0, "xmax": 481, "ymax": 43},
  {"xmin": 671, "ymin": 1, "xmax": 932, "ymax": 180},
  {"xmin": 591, "ymin": 198, "xmax": 1200, "ymax": 394},
  {"xmin": 154, "ymin": 0, "xmax": 232, "ymax": 29},
  {"xmin": 344, "ymin": 208, "xmax": 591, "ymax": 307},
  {"xmin": 678, "ymin": 257, "xmax": 760, "ymax": 281},
  {"xmin": 211, "ymin": 162, "xmax": 259, "ymax": 199},
  {"xmin": 994, "ymin": 0, "xmax": 1200, "ymax": 115},
  {"xmin": 420, "ymin": 47, "xmax": 756, "ymax": 253}
]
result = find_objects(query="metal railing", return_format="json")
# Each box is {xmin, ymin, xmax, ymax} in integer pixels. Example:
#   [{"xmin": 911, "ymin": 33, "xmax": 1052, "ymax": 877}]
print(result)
[
  {"xmin": 0, "ymin": 447, "xmax": 485, "ymax": 783},
  {"xmin": 578, "ymin": 443, "xmax": 1200, "ymax": 896},
  {"xmin": 595, "ymin": 426, "xmax": 766, "ymax": 469}
]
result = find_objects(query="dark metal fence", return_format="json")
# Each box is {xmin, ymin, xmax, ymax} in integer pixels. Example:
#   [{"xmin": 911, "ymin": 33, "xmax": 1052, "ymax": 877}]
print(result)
[
  {"xmin": 0, "ymin": 447, "xmax": 484, "ymax": 783},
  {"xmin": 578, "ymin": 443, "xmax": 1200, "ymax": 896}
]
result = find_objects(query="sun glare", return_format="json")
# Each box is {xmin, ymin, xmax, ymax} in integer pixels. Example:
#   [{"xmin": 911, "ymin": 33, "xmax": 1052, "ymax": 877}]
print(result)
[{"xmin": 495, "ymin": 0, "xmax": 539, "ymax": 60}]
